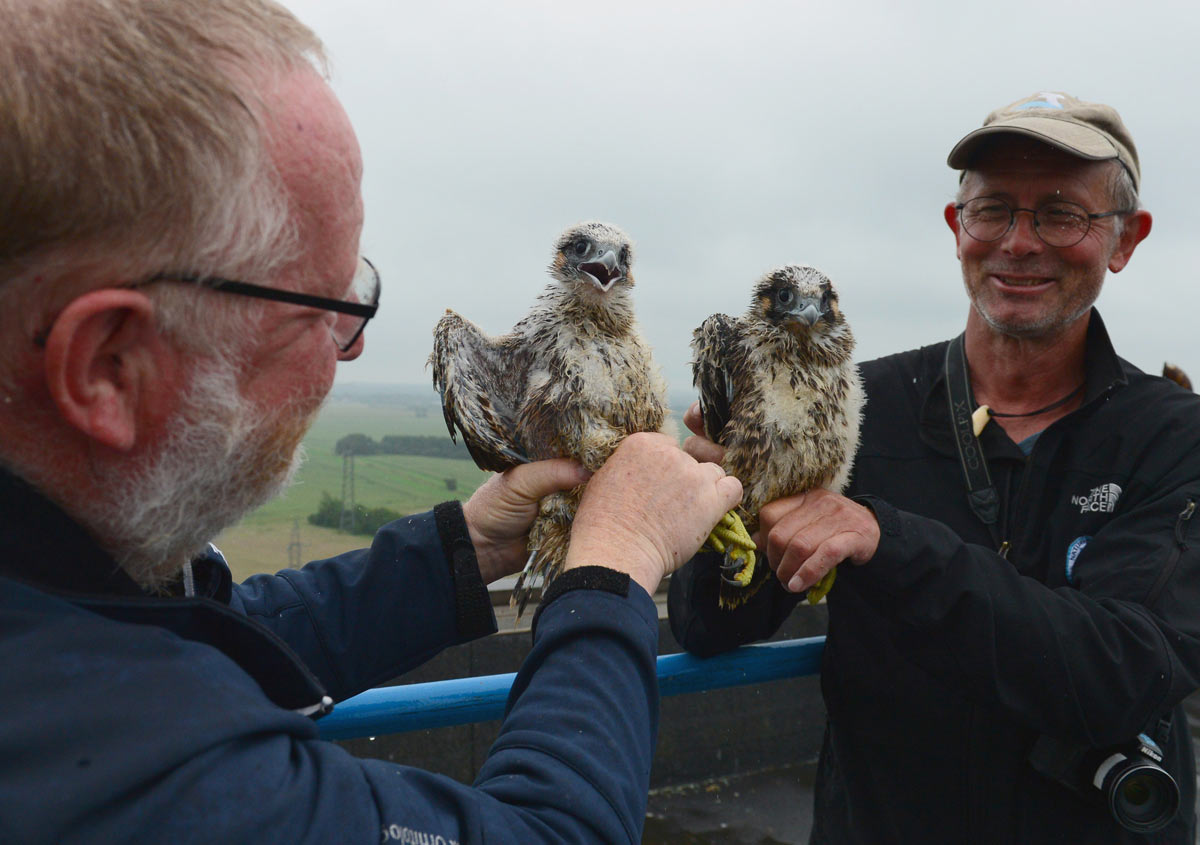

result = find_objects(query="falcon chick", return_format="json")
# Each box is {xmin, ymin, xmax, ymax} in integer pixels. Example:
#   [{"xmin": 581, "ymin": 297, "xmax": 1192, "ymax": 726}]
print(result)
[
  {"xmin": 692, "ymin": 264, "xmax": 863, "ymax": 608},
  {"xmin": 430, "ymin": 222, "xmax": 668, "ymax": 614}
]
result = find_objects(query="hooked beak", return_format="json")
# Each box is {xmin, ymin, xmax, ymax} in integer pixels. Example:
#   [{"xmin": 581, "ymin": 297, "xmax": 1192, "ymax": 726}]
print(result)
[
  {"xmin": 787, "ymin": 297, "xmax": 823, "ymax": 327},
  {"xmin": 580, "ymin": 249, "xmax": 624, "ymax": 292}
]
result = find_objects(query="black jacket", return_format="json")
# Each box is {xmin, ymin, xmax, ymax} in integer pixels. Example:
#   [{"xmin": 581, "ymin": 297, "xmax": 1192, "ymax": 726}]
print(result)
[{"xmin": 670, "ymin": 311, "xmax": 1200, "ymax": 843}]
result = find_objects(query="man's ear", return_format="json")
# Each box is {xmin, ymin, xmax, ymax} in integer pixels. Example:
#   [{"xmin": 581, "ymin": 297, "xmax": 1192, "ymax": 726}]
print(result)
[
  {"xmin": 41, "ymin": 289, "xmax": 165, "ymax": 451},
  {"xmin": 944, "ymin": 202, "xmax": 964, "ymax": 260},
  {"xmin": 1108, "ymin": 209, "xmax": 1152, "ymax": 274}
]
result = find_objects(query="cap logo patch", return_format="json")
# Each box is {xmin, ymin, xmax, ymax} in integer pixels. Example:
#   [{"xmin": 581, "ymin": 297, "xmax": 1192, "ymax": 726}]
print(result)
[{"xmin": 1016, "ymin": 92, "xmax": 1065, "ymax": 110}]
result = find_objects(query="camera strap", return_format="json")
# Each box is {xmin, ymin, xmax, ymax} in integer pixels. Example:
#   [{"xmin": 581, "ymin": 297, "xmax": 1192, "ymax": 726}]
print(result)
[
  {"xmin": 1153, "ymin": 714, "xmax": 1174, "ymax": 748},
  {"xmin": 944, "ymin": 335, "xmax": 1006, "ymax": 554}
]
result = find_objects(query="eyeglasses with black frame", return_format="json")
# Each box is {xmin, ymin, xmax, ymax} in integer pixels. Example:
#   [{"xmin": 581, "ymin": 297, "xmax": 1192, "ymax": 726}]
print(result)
[
  {"xmin": 955, "ymin": 197, "xmax": 1131, "ymax": 248},
  {"xmin": 144, "ymin": 256, "xmax": 380, "ymax": 352},
  {"xmin": 32, "ymin": 258, "xmax": 379, "ymax": 351}
]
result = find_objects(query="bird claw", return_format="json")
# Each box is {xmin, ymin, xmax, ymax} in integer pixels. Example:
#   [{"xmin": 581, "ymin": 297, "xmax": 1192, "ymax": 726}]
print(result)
[
  {"xmin": 719, "ymin": 546, "xmax": 755, "ymax": 587},
  {"xmin": 705, "ymin": 510, "xmax": 756, "ymax": 588}
]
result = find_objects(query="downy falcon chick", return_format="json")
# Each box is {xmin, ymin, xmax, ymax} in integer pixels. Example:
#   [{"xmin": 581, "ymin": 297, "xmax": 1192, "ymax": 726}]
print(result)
[
  {"xmin": 430, "ymin": 222, "xmax": 668, "ymax": 614},
  {"xmin": 692, "ymin": 264, "xmax": 863, "ymax": 608}
]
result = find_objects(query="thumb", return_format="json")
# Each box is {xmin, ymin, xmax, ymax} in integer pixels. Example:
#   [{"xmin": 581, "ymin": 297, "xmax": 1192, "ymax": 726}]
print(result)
[
  {"xmin": 683, "ymin": 401, "xmax": 706, "ymax": 436},
  {"xmin": 715, "ymin": 474, "xmax": 744, "ymax": 514},
  {"xmin": 503, "ymin": 458, "xmax": 592, "ymax": 502}
]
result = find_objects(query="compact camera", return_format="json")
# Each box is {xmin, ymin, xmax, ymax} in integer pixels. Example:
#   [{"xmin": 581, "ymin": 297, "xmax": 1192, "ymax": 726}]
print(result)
[{"xmin": 1029, "ymin": 731, "xmax": 1180, "ymax": 833}]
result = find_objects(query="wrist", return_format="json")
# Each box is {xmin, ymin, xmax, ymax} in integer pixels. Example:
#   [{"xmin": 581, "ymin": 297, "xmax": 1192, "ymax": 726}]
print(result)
[
  {"xmin": 467, "ymin": 534, "xmax": 506, "ymax": 585},
  {"xmin": 564, "ymin": 533, "xmax": 666, "ymax": 596},
  {"xmin": 432, "ymin": 501, "xmax": 494, "ymax": 640}
]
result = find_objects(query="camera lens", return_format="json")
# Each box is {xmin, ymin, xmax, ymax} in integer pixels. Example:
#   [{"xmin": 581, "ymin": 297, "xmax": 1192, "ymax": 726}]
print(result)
[{"xmin": 1106, "ymin": 762, "xmax": 1179, "ymax": 833}]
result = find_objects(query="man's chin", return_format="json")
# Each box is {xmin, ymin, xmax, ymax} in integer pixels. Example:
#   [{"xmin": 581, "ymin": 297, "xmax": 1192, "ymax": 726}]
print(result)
[
  {"xmin": 108, "ymin": 418, "xmax": 312, "ymax": 591},
  {"xmin": 974, "ymin": 300, "xmax": 1093, "ymax": 340}
]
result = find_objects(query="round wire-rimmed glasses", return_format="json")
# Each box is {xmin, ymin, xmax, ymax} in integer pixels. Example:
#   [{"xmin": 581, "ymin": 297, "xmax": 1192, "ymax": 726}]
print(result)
[{"xmin": 955, "ymin": 197, "xmax": 1131, "ymax": 248}]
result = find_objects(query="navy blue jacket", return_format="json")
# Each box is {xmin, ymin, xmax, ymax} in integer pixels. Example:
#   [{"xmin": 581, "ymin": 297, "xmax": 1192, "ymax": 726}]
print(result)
[
  {"xmin": 671, "ymin": 312, "xmax": 1200, "ymax": 843},
  {"xmin": 0, "ymin": 468, "xmax": 659, "ymax": 843}
]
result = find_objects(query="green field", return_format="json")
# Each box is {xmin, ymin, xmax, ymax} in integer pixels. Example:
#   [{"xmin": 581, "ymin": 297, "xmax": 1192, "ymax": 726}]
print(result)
[
  {"xmin": 215, "ymin": 399, "xmax": 491, "ymax": 581},
  {"xmin": 215, "ymin": 387, "xmax": 691, "ymax": 583}
]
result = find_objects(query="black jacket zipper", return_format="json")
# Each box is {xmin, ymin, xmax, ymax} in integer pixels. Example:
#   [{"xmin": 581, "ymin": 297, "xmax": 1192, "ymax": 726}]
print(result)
[{"xmin": 1145, "ymin": 499, "xmax": 1195, "ymax": 609}]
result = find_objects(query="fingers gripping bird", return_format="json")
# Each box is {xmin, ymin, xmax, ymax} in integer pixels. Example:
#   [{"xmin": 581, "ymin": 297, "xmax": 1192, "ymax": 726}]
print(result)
[
  {"xmin": 692, "ymin": 265, "xmax": 864, "ymax": 609},
  {"xmin": 430, "ymin": 222, "xmax": 668, "ymax": 614}
]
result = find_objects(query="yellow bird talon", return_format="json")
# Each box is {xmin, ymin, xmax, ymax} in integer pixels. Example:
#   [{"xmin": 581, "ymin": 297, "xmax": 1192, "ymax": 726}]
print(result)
[
  {"xmin": 710, "ymin": 526, "xmax": 756, "ymax": 550},
  {"xmin": 807, "ymin": 567, "xmax": 837, "ymax": 604},
  {"xmin": 704, "ymin": 509, "xmax": 756, "ymax": 558},
  {"xmin": 707, "ymin": 509, "xmax": 760, "ymax": 594}
]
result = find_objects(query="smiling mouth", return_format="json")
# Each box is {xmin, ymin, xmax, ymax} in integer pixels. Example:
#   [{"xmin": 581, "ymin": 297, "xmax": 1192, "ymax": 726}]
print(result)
[
  {"xmin": 581, "ymin": 262, "xmax": 622, "ymax": 291},
  {"xmin": 994, "ymin": 275, "xmax": 1052, "ymax": 287}
]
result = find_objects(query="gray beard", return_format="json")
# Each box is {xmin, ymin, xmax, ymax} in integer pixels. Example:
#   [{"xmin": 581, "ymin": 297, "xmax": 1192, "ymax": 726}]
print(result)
[
  {"xmin": 86, "ymin": 357, "xmax": 309, "ymax": 591},
  {"xmin": 973, "ymin": 296, "xmax": 1096, "ymax": 339}
]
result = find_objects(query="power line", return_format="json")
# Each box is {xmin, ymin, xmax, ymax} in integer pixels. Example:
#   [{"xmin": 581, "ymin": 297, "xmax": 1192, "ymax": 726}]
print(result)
[
  {"xmin": 339, "ymin": 452, "xmax": 356, "ymax": 532},
  {"xmin": 287, "ymin": 518, "xmax": 303, "ymax": 569}
]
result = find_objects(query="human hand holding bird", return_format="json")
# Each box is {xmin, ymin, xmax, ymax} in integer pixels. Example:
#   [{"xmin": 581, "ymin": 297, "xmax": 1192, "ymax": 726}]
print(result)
[
  {"xmin": 684, "ymin": 405, "xmax": 879, "ymax": 597},
  {"xmin": 756, "ymin": 489, "xmax": 880, "ymax": 594},
  {"xmin": 566, "ymin": 432, "xmax": 744, "ymax": 596},
  {"xmin": 463, "ymin": 459, "xmax": 592, "ymax": 585}
]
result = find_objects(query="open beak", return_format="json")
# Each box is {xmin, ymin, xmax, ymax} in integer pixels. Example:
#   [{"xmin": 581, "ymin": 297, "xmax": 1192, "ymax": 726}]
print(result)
[{"xmin": 580, "ymin": 249, "xmax": 624, "ymax": 292}]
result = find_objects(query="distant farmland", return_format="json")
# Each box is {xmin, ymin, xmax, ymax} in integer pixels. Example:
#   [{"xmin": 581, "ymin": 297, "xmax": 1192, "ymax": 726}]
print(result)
[
  {"xmin": 215, "ymin": 384, "xmax": 690, "ymax": 583},
  {"xmin": 215, "ymin": 392, "xmax": 491, "ymax": 581}
]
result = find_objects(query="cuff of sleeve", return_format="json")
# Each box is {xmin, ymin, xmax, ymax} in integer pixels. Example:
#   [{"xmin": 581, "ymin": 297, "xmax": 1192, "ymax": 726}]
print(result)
[
  {"xmin": 853, "ymin": 494, "xmax": 901, "ymax": 539},
  {"xmin": 846, "ymin": 495, "xmax": 950, "ymax": 605},
  {"xmin": 433, "ymin": 500, "xmax": 495, "ymax": 641},
  {"xmin": 530, "ymin": 566, "xmax": 632, "ymax": 632}
]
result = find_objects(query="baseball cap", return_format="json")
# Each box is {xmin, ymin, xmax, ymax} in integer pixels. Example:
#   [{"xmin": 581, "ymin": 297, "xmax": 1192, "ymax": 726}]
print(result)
[{"xmin": 947, "ymin": 91, "xmax": 1140, "ymax": 192}]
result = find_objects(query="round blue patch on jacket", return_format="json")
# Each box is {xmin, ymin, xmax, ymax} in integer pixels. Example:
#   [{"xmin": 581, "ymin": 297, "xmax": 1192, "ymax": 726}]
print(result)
[{"xmin": 1065, "ymin": 536, "xmax": 1090, "ymax": 585}]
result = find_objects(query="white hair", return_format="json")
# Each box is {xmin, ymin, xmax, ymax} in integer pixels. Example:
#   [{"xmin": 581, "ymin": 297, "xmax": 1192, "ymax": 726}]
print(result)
[
  {"xmin": 0, "ymin": 0, "xmax": 327, "ymax": 365},
  {"xmin": 86, "ymin": 350, "xmax": 317, "ymax": 590}
]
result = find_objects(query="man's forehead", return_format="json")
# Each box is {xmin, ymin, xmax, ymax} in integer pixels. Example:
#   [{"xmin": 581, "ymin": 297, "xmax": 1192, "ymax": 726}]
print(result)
[
  {"xmin": 263, "ymin": 68, "xmax": 362, "ymax": 187},
  {"xmin": 964, "ymin": 136, "xmax": 1116, "ymax": 189}
]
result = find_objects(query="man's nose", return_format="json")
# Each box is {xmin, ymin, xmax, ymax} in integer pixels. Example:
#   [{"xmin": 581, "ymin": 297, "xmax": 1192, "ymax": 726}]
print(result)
[
  {"xmin": 337, "ymin": 331, "xmax": 365, "ymax": 361},
  {"xmin": 1000, "ymin": 208, "xmax": 1044, "ymax": 256}
]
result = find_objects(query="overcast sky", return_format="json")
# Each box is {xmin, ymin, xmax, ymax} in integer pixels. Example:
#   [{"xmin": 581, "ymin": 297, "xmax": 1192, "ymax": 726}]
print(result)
[{"xmin": 281, "ymin": 0, "xmax": 1200, "ymax": 396}]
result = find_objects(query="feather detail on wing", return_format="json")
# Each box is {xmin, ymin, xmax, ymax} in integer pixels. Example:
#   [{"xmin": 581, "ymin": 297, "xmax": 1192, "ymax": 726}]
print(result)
[
  {"xmin": 691, "ymin": 313, "xmax": 741, "ymax": 444},
  {"xmin": 430, "ymin": 310, "xmax": 529, "ymax": 471}
]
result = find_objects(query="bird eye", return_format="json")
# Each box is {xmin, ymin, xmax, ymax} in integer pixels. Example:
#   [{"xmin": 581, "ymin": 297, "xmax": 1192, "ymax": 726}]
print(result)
[
  {"xmin": 777, "ymin": 288, "xmax": 793, "ymax": 305},
  {"xmin": 574, "ymin": 240, "xmax": 589, "ymax": 257}
]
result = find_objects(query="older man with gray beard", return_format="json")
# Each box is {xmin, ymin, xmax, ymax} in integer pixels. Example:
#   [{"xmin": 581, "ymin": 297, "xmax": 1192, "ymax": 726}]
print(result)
[{"xmin": 0, "ymin": 1, "xmax": 742, "ymax": 842}]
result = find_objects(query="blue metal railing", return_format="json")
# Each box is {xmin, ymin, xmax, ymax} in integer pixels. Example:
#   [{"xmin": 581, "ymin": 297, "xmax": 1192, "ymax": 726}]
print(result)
[{"xmin": 318, "ymin": 635, "xmax": 826, "ymax": 740}]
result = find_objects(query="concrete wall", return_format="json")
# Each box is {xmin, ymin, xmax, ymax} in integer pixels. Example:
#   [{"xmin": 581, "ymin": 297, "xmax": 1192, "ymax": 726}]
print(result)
[{"xmin": 335, "ymin": 596, "xmax": 829, "ymax": 788}]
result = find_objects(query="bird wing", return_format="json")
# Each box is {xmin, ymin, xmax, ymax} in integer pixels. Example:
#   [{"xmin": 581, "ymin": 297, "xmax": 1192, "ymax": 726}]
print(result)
[
  {"xmin": 691, "ymin": 313, "xmax": 742, "ymax": 444},
  {"xmin": 430, "ymin": 310, "xmax": 530, "ymax": 472}
]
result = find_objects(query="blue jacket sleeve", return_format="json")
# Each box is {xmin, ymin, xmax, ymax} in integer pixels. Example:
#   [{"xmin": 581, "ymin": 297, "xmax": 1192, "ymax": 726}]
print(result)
[
  {"xmin": 230, "ymin": 502, "xmax": 496, "ymax": 702},
  {"xmin": 21, "ymin": 570, "xmax": 661, "ymax": 845}
]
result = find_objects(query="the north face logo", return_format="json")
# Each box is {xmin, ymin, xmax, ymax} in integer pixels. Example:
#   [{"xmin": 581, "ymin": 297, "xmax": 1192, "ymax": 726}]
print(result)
[{"xmin": 1071, "ymin": 483, "xmax": 1122, "ymax": 514}]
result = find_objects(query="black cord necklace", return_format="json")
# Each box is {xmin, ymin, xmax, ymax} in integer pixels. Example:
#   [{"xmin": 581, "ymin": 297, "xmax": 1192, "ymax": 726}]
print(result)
[{"xmin": 986, "ymin": 382, "xmax": 1085, "ymax": 418}]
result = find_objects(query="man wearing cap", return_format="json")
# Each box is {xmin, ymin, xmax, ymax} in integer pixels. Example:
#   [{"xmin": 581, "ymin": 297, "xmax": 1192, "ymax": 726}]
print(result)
[{"xmin": 670, "ymin": 92, "xmax": 1200, "ymax": 842}]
